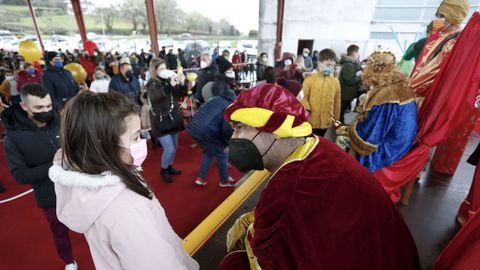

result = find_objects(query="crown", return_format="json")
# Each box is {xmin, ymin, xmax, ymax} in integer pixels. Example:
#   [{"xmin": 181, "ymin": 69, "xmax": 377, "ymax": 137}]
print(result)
[{"xmin": 367, "ymin": 48, "xmax": 396, "ymax": 72}]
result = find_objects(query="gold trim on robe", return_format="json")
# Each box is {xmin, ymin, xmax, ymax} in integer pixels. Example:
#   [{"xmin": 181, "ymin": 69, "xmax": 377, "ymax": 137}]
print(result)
[
  {"xmin": 244, "ymin": 136, "xmax": 319, "ymax": 269},
  {"xmin": 349, "ymin": 84, "xmax": 415, "ymax": 157},
  {"xmin": 408, "ymin": 30, "xmax": 461, "ymax": 96}
]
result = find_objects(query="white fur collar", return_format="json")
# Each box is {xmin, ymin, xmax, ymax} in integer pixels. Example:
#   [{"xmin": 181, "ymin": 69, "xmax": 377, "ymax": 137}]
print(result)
[{"xmin": 49, "ymin": 162, "xmax": 122, "ymax": 189}]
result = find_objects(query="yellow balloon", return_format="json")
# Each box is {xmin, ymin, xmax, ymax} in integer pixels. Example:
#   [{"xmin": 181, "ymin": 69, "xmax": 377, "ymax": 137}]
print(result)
[
  {"xmin": 187, "ymin": 72, "xmax": 198, "ymax": 82},
  {"xmin": 64, "ymin": 63, "xmax": 87, "ymax": 84},
  {"xmin": 19, "ymin": 40, "xmax": 42, "ymax": 64}
]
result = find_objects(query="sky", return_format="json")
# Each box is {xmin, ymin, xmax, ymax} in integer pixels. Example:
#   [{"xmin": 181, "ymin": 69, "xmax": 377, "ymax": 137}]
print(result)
[{"xmin": 96, "ymin": 0, "xmax": 259, "ymax": 34}]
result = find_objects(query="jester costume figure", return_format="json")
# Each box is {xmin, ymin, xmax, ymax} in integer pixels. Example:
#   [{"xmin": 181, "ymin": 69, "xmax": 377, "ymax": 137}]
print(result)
[
  {"xmin": 348, "ymin": 51, "xmax": 417, "ymax": 172},
  {"xmin": 219, "ymin": 84, "xmax": 420, "ymax": 270}
]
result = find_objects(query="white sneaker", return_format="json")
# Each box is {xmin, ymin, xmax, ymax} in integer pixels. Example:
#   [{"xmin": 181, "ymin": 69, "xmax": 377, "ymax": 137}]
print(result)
[{"xmin": 65, "ymin": 261, "xmax": 78, "ymax": 270}]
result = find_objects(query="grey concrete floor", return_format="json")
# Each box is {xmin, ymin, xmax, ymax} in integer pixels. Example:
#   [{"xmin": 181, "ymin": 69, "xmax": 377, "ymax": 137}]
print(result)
[{"xmin": 194, "ymin": 115, "xmax": 478, "ymax": 270}]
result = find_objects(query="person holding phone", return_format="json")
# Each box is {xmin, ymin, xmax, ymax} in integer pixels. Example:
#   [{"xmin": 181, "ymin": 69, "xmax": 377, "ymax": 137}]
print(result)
[{"xmin": 146, "ymin": 58, "xmax": 186, "ymax": 183}]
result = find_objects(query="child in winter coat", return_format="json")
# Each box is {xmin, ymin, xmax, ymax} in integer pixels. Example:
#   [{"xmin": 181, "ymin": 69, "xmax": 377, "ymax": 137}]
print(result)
[{"xmin": 49, "ymin": 91, "xmax": 198, "ymax": 270}]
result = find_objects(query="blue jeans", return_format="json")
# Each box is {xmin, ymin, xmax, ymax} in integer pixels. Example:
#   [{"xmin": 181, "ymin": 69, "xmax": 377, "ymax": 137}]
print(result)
[
  {"xmin": 198, "ymin": 150, "xmax": 228, "ymax": 183},
  {"xmin": 158, "ymin": 133, "xmax": 178, "ymax": 169}
]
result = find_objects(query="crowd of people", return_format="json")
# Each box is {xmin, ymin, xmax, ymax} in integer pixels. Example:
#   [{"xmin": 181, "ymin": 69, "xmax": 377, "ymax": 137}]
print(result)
[{"xmin": 1, "ymin": 0, "xmax": 480, "ymax": 269}]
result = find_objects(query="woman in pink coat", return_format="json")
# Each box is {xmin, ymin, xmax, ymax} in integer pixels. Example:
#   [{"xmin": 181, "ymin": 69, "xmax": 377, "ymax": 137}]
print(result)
[{"xmin": 49, "ymin": 91, "xmax": 198, "ymax": 270}]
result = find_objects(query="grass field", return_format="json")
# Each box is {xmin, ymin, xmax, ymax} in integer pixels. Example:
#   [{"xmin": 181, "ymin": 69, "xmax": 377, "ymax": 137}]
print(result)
[
  {"xmin": 0, "ymin": 4, "xmax": 250, "ymax": 44},
  {"xmin": 1, "ymin": 4, "xmax": 135, "ymax": 34}
]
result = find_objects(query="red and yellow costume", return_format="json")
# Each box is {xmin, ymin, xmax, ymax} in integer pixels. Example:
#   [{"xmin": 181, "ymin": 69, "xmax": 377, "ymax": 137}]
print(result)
[
  {"xmin": 220, "ymin": 84, "xmax": 420, "ymax": 270},
  {"xmin": 374, "ymin": 3, "xmax": 480, "ymax": 202}
]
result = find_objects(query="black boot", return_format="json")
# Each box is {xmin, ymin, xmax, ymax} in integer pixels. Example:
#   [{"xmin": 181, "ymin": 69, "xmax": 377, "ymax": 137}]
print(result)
[
  {"xmin": 168, "ymin": 165, "xmax": 182, "ymax": 175},
  {"xmin": 161, "ymin": 169, "xmax": 172, "ymax": 183}
]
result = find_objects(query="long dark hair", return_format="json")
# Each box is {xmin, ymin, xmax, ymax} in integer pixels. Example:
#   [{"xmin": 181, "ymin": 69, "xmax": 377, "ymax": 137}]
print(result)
[{"xmin": 61, "ymin": 91, "xmax": 152, "ymax": 199}]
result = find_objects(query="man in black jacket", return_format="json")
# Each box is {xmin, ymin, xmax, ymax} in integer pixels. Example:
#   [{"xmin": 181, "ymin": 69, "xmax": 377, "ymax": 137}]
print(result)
[
  {"xmin": 339, "ymin": 44, "xmax": 362, "ymax": 123},
  {"xmin": 1, "ymin": 84, "xmax": 77, "ymax": 270},
  {"xmin": 42, "ymin": 51, "xmax": 80, "ymax": 111}
]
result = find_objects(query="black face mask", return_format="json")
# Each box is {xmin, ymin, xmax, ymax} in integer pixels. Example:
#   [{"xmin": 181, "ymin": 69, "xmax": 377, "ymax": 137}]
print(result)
[
  {"xmin": 125, "ymin": 70, "xmax": 133, "ymax": 80},
  {"xmin": 228, "ymin": 132, "xmax": 276, "ymax": 173},
  {"xmin": 32, "ymin": 110, "xmax": 54, "ymax": 123}
]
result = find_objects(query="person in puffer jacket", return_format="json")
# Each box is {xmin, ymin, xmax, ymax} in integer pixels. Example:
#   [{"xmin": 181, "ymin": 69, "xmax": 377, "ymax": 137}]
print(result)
[{"xmin": 187, "ymin": 89, "xmax": 237, "ymax": 187}]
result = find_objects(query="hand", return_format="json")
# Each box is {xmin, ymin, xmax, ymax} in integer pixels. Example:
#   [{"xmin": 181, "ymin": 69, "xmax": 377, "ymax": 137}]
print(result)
[
  {"xmin": 0, "ymin": 101, "xmax": 9, "ymax": 108},
  {"xmin": 170, "ymin": 75, "xmax": 179, "ymax": 87},
  {"xmin": 53, "ymin": 149, "xmax": 63, "ymax": 162},
  {"xmin": 178, "ymin": 73, "xmax": 186, "ymax": 86}
]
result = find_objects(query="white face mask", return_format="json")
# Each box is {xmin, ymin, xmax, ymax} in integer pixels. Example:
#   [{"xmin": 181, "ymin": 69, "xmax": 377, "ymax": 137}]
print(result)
[
  {"xmin": 284, "ymin": 59, "xmax": 293, "ymax": 66},
  {"xmin": 200, "ymin": 61, "xmax": 208, "ymax": 68},
  {"xmin": 158, "ymin": 69, "xmax": 176, "ymax": 80},
  {"xmin": 6, "ymin": 75, "xmax": 14, "ymax": 81},
  {"xmin": 303, "ymin": 53, "xmax": 309, "ymax": 57},
  {"xmin": 225, "ymin": 71, "xmax": 235, "ymax": 78}
]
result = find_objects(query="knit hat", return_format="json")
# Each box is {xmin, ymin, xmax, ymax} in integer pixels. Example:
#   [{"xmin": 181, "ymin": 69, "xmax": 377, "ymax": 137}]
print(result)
[
  {"xmin": 277, "ymin": 78, "xmax": 302, "ymax": 97},
  {"xmin": 216, "ymin": 56, "xmax": 233, "ymax": 73},
  {"xmin": 224, "ymin": 84, "xmax": 312, "ymax": 138},
  {"xmin": 47, "ymin": 51, "xmax": 61, "ymax": 62},
  {"xmin": 438, "ymin": 0, "xmax": 470, "ymax": 24}
]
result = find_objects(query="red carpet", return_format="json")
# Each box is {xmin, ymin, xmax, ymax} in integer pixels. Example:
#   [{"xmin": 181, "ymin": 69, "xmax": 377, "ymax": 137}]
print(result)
[{"xmin": 0, "ymin": 131, "xmax": 242, "ymax": 270}]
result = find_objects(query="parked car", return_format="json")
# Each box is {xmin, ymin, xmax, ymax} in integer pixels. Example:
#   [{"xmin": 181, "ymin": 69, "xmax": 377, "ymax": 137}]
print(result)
[
  {"xmin": 183, "ymin": 40, "xmax": 210, "ymax": 61},
  {"xmin": 178, "ymin": 33, "xmax": 192, "ymax": 38}
]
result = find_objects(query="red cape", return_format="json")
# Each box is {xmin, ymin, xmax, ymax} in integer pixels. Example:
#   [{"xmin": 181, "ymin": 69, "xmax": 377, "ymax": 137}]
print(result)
[
  {"xmin": 374, "ymin": 12, "xmax": 480, "ymax": 201},
  {"xmin": 434, "ymin": 209, "xmax": 480, "ymax": 269}
]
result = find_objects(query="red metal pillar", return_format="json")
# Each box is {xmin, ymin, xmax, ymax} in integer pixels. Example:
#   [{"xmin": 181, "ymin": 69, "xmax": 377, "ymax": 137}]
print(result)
[
  {"xmin": 71, "ymin": 0, "xmax": 87, "ymax": 43},
  {"xmin": 274, "ymin": 0, "xmax": 285, "ymax": 60},
  {"xmin": 25, "ymin": 0, "xmax": 45, "ymax": 51},
  {"xmin": 145, "ymin": 0, "xmax": 159, "ymax": 56}
]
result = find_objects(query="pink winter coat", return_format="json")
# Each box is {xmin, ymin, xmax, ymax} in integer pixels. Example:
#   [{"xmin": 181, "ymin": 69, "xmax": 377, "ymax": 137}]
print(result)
[{"xmin": 49, "ymin": 163, "xmax": 199, "ymax": 270}]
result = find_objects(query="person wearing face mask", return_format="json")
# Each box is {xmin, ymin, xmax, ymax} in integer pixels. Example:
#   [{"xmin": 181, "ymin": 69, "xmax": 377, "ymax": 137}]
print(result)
[
  {"xmin": 0, "ymin": 70, "xmax": 16, "ymax": 105},
  {"xmin": 409, "ymin": 0, "xmax": 469, "ymax": 97},
  {"xmin": 409, "ymin": 0, "xmax": 473, "ymax": 175},
  {"xmin": 79, "ymin": 50, "xmax": 96, "ymax": 86},
  {"xmin": 48, "ymin": 91, "xmax": 199, "ymax": 270},
  {"xmin": 219, "ymin": 84, "xmax": 420, "ymax": 270},
  {"xmin": 16, "ymin": 62, "xmax": 42, "ymax": 95},
  {"xmin": 274, "ymin": 52, "xmax": 304, "ymax": 83},
  {"xmin": 203, "ymin": 56, "xmax": 235, "ymax": 104},
  {"xmin": 339, "ymin": 44, "xmax": 362, "ymax": 123},
  {"xmin": 302, "ymin": 48, "xmax": 314, "ymax": 72},
  {"xmin": 300, "ymin": 48, "xmax": 341, "ymax": 137},
  {"xmin": 1, "ymin": 84, "xmax": 78, "ymax": 270},
  {"xmin": 108, "ymin": 57, "xmax": 141, "ymax": 107},
  {"xmin": 255, "ymin": 52, "xmax": 268, "ymax": 82},
  {"xmin": 194, "ymin": 53, "xmax": 218, "ymax": 104},
  {"xmin": 42, "ymin": 52, "xmax": 80, "ymax": 111},
  {"xmin": 146, "ymin": 58, "xmax": 186, "ymax": 183},
  {"xmin": 14, "ymin": 56, "xmax": 26, "ymax": 74}
]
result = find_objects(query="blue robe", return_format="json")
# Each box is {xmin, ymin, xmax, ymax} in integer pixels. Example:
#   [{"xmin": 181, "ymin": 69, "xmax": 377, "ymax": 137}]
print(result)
[{"xmin": 354, "ymin": 102, "xmax": 417, "ymax": 172}]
